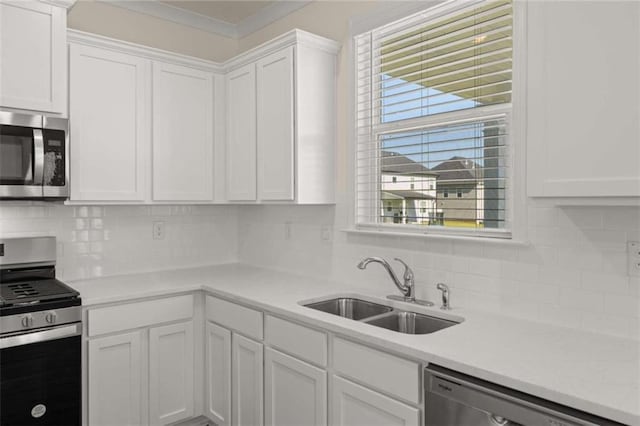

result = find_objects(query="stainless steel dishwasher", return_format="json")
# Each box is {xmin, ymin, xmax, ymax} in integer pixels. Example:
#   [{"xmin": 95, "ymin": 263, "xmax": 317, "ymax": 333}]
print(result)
[{"xmin": 424, "ymin": 365, "xmax": 625, "ymax": 426}]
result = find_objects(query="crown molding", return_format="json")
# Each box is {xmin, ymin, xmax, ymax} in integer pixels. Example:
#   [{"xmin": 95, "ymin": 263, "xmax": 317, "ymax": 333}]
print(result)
[
  {"xmin": 68, "ymin": 27, "xmax": 340, "ymax": 75},
  {"xmin": 102, "ymin": 0, "xmax": 314, "ymax": 40},
  {"xmin": 67, "ymin": 29, "xmax": 224, "ymax": 72},
  {"xmin": 40, "ymin": 0, "xmax": 77, "ymax": 9},
  {"xmin": 224, "ymin": 28, "xmax": 340, "ymax": 71},
  {"xmin": 103, "ymin": 1, "xmax": 237, "ymax": 38}
]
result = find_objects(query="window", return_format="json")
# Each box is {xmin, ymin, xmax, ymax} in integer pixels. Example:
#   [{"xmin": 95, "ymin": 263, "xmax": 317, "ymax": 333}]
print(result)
[{"xmin": 355, "ymin": 0, "xmax": 512, "ymax": 238}]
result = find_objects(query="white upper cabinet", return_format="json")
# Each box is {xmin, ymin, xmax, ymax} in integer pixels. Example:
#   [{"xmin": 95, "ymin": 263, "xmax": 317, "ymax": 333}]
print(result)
[
  {"xmin": 65, "ymin": 29, "xmax": 337, "ymax": 205},
  {"xmin": 0, "ymin": 1, "xmax": 67, "ymax": 114},
  {"xmin": 225, "ymin": 30, "xmax": 339, "ymax": 204},
  {"xmin": 256, "ymin": 46, "xmax": 295, "ymax": 201},
  {"xmin": 69, "ymin": 43, "xmax": 149, "ymax": 202},
  {"xmin": 226, "ymin": 63, "xmax": 257, "ymax": 201},
  {"xmin": 526, "ymin": 1, "xmax": 640, "ymax": 201},
  {"xmin": 152, "ymin": 61, "xmax": 214, "ymax": 201}
]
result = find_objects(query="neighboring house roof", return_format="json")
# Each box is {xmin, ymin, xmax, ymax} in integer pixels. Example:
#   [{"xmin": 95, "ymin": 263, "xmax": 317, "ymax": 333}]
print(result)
[
  {"xmin": 431, "ymin": 156, "xmax": 482, "ymax": 183},
  {"xmin": 382, "ymin": 190, "xmax": 435, "ymax": 200},
  {"xmin": 381, "ymin": 151, "xmax": 438, "ymax": 177}
]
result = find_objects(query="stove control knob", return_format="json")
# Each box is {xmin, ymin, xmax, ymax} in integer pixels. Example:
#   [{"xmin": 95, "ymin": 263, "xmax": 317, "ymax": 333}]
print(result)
[
  {"xmin": 21, "ymin": 314, "xmax": 34, "ymax": 328},
  {"xmin": 45, "ymin": 311, "xmax": 57, "ymax": 324}
]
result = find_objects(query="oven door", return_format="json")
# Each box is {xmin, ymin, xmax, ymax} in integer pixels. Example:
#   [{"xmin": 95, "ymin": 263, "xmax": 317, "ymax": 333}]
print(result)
[
  {"xmin": 0, "ymin": 112, "xmax": 44, "ymax": 198},
  {"xmin": 0, "ymin": 323, "xmax": 81, "ymax": 426}
]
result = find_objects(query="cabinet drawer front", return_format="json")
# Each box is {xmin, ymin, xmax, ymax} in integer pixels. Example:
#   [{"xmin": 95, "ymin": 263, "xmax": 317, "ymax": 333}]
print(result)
[
  {"xmin": 265, "ymin": 347, "xmax": 327, "ymax": 426},
  {"xmin": 265, "ymin": 315, "xmax": 327, "ymax": 367},
  {"xmin": 206, "ymin": 296, "xmax": 263, "ymax": 340},
  {"xmin": 333, "ymin": 337, "xmax": 420, "ymax": 404},
  {"xmin": 332, "ymin": 376, "xmax": 419, "ymax": 426},
  {"xmin": 88, "ymin": 295, "xmax": 194, "ymax": 337}
]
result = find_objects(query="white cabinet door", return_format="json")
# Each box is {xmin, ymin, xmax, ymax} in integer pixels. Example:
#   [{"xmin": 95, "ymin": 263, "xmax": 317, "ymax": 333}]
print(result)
[
  {"xmin": 232, "ymin": 333, "xmax": 263, "ymax": 426},
  {"xmin": 265, "ymin": 347, "xmax": 326, "ymax": 426},
  {"xmin": 152, "ymin": 62, "xmax": 214, "ymax": 201},
  {"xmin": 332, "ymin": 376, "xmax": 419, "ymax": 426},
  {"xmin": 206, "ymin": 322, "xmax": 232, "ymax": 426},
  {"xmin": 226, "ymin": 64, "xmax": 257, "ymax": 201},
  {"xmin": 149, "ymin": 321, "xmax": 195, "ymax": 425},
  {"xmin": 88, "ymin": 331, "xmax": 144, "ymax": 426},
  {"xmin": 256, "ymin": 46, "xmax": 295, "ymax": 201},
  {"xmin": 526, "ymin": 1, "xmax": 640, "ymax": 198},
  {"xmin": 0, "ymin": 1, "xmax": 66, "ymax": 114},
  {"xmin": 69, "ymin": 44, "xmax": 149, "ymax": 201}
]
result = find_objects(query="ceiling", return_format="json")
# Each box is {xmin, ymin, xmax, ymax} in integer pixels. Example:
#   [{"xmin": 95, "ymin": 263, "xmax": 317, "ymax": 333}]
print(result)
[
  {"xmin": 107, "ymin": 0, "xmax": 313, "ymax": 38},
  {"xmin": 160, "ymin": 1, "xmax": 277, "ymax": 25}
]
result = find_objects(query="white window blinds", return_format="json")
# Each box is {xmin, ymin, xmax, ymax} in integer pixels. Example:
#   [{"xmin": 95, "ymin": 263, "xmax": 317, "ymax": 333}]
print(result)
[{"xmin": 355, "ymin": 0, "xmax": 513, "ymax": 237}]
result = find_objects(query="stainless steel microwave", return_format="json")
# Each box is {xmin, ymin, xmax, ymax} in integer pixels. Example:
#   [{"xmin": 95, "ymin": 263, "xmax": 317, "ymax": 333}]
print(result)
[{"xmin": 0, "ymin": 111, "xmax": 68, "ymax": 199}]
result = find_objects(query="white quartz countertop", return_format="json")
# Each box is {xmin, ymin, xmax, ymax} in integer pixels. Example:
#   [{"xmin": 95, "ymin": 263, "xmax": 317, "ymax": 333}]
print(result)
[{"xmin": 70, "ymin": 263, "xmax": 640, "ymax": 425}]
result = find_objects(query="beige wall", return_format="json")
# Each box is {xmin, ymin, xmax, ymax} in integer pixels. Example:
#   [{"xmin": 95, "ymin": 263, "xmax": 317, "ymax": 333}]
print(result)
[
  {"xmin": 68, "ymin": 1, "xmax": 237, "ymax": 62},
  {"xmin": 237, "ymin": 1, "xmax": 376, "ymax": 53}
]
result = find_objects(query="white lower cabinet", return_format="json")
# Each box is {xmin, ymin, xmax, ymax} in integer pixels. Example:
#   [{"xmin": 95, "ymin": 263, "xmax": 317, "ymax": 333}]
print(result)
[
  {"xmin": 232, "ymin": 333, "xmax": 264, "ymax": 426},
  {"xmin": 88, "ymin": 331, "xmax": 144, "ymax": 426},
  {"xmin": 87, "ymin": 295, "xmax": 196, "ymax": 426},
  {"xmin": 149, "ymin": 321, "xmax": 195, "ymax": 424},
  {"xmin": 206, "ymin": 322, "xmax": 232, "ymax": 426},
  {"xmin": 202, "ymin": 296, "xmax": 422, "ymax": 426},
  {"xmin": 332, "ymin": 376, "xmax": 419, "ymax": 426},
  {"xmin": 265, "ymin": 347, "xmax": 327, "ymax": 426},
  {"xmin": 205, "ymin": 295, "xmax": 265, "ymax": 426}
]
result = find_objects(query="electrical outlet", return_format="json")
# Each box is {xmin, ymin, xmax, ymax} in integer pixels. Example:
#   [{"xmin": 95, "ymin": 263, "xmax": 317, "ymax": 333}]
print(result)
[
  {"xmin": 153, "ymin": 221, "xmax": 165, "ymax": 240},
  {"xmin": 627, "ymin": 241, "xmax": 640, "ymax": 276}
]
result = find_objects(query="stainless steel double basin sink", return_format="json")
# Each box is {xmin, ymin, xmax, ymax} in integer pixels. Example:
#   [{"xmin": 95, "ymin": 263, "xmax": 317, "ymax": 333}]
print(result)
[{"xmin": 303, "ymin": 297, "xmax": 459, "ymax": 335}]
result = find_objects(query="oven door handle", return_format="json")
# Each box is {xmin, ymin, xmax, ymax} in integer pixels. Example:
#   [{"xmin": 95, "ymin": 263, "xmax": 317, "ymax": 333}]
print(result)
[
  {"xmin": 0, "ymin": 323, "xmax": 81, "ymax": 349},
  {"xmin": 32, "ymin": 128, "xmax": 45, "ymax": 185}
]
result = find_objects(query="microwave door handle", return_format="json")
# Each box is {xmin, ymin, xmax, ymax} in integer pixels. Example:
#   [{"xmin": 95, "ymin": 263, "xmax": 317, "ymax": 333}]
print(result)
[{"xmin": 33, "ymin": 128, "xmax": 44, "ymax": 184}]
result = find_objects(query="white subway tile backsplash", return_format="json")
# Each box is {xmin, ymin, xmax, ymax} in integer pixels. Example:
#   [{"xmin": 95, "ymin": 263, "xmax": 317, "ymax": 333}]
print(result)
[
  {"xmin": 237, "ymin": 204, "xmax": 640, "ymax": 340},
  {"xmin": 581, "ymin": 272, "xmax": 630, "ymax": 295},
  {"xmin": 558, "ymin": 207, "xmax": 604, "ymax": 230},
  {"xmin": 558, "ymin": 287, "xmax": 604, "ymax": 312},
  {"xmin": 0, "ymin": 204, "xmax": 238, "ymax": 281},
  {"xmin": 2, "ymin": 200, "xmax": 638, "ymax": 340}
]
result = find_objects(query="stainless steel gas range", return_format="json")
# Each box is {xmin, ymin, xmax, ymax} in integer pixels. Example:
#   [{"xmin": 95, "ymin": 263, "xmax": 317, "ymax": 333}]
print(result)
[{"xmin": 0, "ymin": 237, "xmax": 81, "ymax": 426}]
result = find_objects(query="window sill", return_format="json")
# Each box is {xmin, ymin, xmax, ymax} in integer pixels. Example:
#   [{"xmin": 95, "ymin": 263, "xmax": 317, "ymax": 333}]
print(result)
[{"xmin": 342, "ymin": 227, "xmax": 530, "ymax": 247}]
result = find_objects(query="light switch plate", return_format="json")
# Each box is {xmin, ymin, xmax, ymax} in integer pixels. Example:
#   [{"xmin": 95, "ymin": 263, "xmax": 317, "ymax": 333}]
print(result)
[{"xmin": 627, "ymin": 241, "xmax": 640, "ymax": 276}]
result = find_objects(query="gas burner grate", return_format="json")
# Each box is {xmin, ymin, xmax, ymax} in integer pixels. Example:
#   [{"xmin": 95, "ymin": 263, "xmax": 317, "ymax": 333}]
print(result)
[{"xmin": 8, "ymin": 283, "xmax": 40, "ymax": 298}]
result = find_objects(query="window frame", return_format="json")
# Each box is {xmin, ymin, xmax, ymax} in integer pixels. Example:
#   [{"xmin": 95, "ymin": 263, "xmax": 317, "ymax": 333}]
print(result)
[{"xmin": 349, "ymin": 0, "xmax": 528, "ymax": 241}]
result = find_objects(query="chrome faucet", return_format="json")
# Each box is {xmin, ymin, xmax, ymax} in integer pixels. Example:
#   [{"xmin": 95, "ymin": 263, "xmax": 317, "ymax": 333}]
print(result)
[
  {"xmin": 436, "ymin": 283, "xmax": 451, "ymax": 310},
  {"xmin": 357, "ymin": 257, "xmax": 419, "ymax": 303}
]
